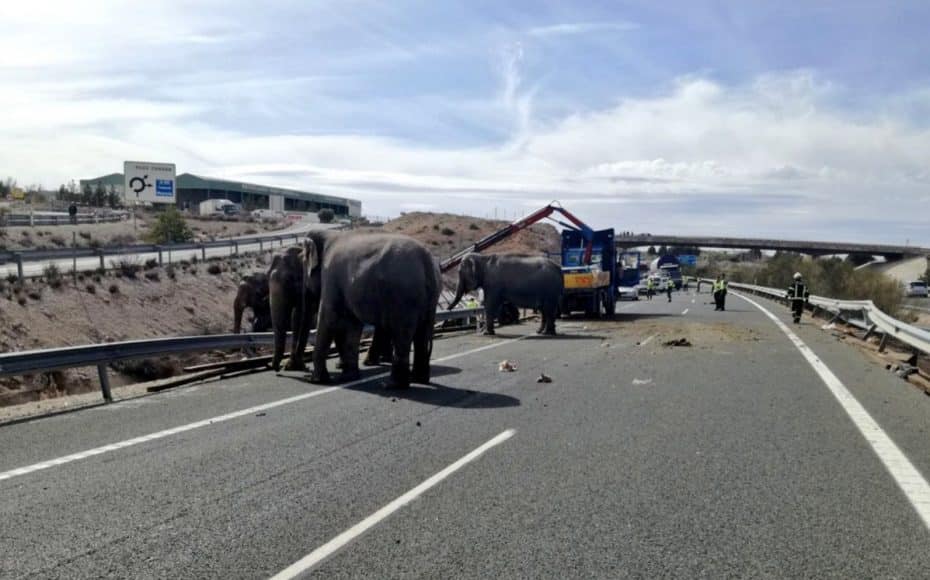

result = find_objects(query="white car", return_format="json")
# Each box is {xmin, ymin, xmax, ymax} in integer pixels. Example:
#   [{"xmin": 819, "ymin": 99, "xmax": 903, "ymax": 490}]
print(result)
[
  {"xmin": 251, "ymin": 209, "xmax": 284, "ymax": 222},
  {"xmin": 617, "ymin": 286, "xmax": 639, "ymax": 301},
  {"xmin": 906, "ymin": 281, "xmax": 928, "ymax": 298}
]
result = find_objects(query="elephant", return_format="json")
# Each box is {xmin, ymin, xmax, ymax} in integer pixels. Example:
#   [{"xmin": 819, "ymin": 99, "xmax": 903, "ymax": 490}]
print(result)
[
  {"xmin": 448, "ymin": 253, "xmax": 563, "ymax": 336},
  {"xmin": 304, "ymin": 231, "xmax": 440, "ymax": 389},
  {"xmin": 233, "ymin": 272, "xmax": 271, "ymax": 333},
  {"xmin": 268, "ymin": 243, "xmax": 317, "ymax": 372}
]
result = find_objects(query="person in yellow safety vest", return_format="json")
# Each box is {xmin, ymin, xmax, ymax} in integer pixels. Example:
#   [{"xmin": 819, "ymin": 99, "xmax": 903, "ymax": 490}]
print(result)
[
  {"xmin": 646, "ymin": 277, "xmax": 654, "ymax": 300},
  {"xmin": 465, "ymin": 297, "xmax": 479, "ymax": 309},
  {"xmin": 713, "ymin": 273, "xmax": 728, "ymax": 311}
]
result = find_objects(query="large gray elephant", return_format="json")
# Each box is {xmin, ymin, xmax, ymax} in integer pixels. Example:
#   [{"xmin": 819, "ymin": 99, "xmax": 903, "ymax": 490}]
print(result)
[
  {"xmin": 448, "ymin": 253, "xmax": 563, "ymax": 336},
  {"xmin": 304, "ymin": 231, "xmax": 440, "ymax": 388},
  {"xmin": 233, "ymin": 272, "xmax": 271, "ymax": 333},
  {"xmin": 268, "ymin": 243, "xmax": 317, "ymax": 372}
]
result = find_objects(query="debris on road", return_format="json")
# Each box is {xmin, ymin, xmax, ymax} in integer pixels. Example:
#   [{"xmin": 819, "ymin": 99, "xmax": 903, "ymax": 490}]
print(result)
[
  {"xmin": 632, "ymin": 378, "xmax": 653, "ymax": 385},
  {"xmin": 499, "ymin": 360, "xmax": 518, "ymax": 372},
  {"xmin": 664, "ymin": 338, "xmax": 692, "ymax": 347},
  {"xmin": 822, "ymin": 322, "xmax": 836, "ymax": 330},
  {"xmin": 536, "ymin": 373, "xmax": 552, "ymax": 383}
]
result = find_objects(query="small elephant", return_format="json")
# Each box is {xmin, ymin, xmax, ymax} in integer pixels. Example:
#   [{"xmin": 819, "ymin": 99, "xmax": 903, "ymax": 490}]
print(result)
[
  {"xmin": 449, "ymin": 253, "xmax": 562, "ymax": 336},
  {"xmin": 268, "ymin": 243, "xmax": 318, "ymax": 372},
  {"xmin": 233, "ymin": 272, "xmax": 271, "ymax": 333},
  {"xmin": 305, "ymin": 231, "xmax": 440, "ymax": 388}
]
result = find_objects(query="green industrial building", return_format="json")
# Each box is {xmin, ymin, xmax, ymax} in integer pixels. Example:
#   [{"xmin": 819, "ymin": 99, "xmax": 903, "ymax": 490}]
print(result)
[{"xmin": 79, "ymin": 173, "xmax": 361, "ymax": 218}]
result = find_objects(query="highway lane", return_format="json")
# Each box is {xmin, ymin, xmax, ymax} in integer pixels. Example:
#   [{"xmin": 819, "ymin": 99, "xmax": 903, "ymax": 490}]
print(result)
[{"xmin": 3, "ymin": 290, "xmax": 930, "ymax": 578}]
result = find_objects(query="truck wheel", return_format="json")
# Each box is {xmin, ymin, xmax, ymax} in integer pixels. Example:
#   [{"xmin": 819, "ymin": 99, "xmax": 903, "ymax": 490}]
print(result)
[{"xmin": 603, "ymin": 289, "xmax": 616, "ymax": 318}]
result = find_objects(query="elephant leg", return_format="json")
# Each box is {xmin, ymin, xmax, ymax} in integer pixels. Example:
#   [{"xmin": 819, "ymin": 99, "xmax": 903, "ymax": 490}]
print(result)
[
  {"xmin": 284, "ymin": 303, "xmax": 306, "ymax": 371},
  {"xmin": 310, "ymin": 311, "xmax": 334, "ymax": 384},
  {"xmin": 544, "ymin": 303, "xmax": 557, "ymax": 335},
  {"xmin": 339, "ymin": 321, "xmax": 363, "ymax": 382},
  {"xmin": 412, "ymin": 318, "xmax": 433, "ymax": 384},
  {"xmin": 483, "ymin": 297, "xmax": 498, "ymax": 336},
  {"xmin": 363, "ymin": 326, "xmax": 387, "ymax": 366},
  {"xmin": 270, "ymin": 303, "xmax": 290, "ymax": 373},
  {"xmin": 386, "ymin": 326, "xmax": 414, "ymax": 389}
]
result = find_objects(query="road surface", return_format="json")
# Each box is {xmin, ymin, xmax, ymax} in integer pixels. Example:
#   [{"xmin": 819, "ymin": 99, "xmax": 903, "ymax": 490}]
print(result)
[
  {"xmin": 0, "ymin": 218, "xmax": 340, "ymax": 279},
  {"xmin": 2, "ymin": 289, "xmax": 930, "ymax": 578}
]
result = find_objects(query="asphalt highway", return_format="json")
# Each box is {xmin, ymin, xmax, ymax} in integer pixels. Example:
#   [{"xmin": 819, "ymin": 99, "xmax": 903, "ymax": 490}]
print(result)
[{"xmin": 2, "ymin": 288, "xmax": 930, "ymax": 578}]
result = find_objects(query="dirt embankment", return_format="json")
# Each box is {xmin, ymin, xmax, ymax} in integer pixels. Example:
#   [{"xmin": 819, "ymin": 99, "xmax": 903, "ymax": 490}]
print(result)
[
  {"xmin": 0, "ymin": 255, "xmax": 266, "ymax": 405},
  {"xmin": 0, "ymin": 214, "xmax": 285, "ymax": 252},
  {"xmin": 371, "ymin": 212, "xmax": 560, "ymax": 258}
]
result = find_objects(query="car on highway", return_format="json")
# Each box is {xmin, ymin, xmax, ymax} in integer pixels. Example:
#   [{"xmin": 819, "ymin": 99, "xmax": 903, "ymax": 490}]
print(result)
[
  {"xmin": 617, "ymin": 286, "xmax": 639, "ymax": 301},
  {"xmin": 906, "ymin": 280, "xmax": 928, "ymax": 298},
  {"xmin": 251, "ymin": 209, "xmax": 285, "ymax": 222}
]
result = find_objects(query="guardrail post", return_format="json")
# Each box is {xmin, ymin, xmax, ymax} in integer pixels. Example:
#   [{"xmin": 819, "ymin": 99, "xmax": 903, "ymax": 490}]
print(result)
[
  {"xmin": 878, "ymin": 333, "xmax": 889, "ymax": 353},
  {"xmin": 97, "ymin": 364, "xmax": 113, "ymax": 403},
  {"xmin": 863, "ymin": 324, "xmax": 877, "ymax": 340},
  {"xmin": 97, "ymin": 249, "xmax": 105, "ymax": 271},
  {"xmin": 259, "ymin": 238, "xmax": 263, "ymax": 252},
  {"xmin": 233, "ymin": 241, "xmax": 239, "ymax": 256},
  {"xmin": 72, "ymin": 232, "xmax": 78, "ymax": 283},
  {"xmin": 15, "ymin": 253, "xmax": 23, "ymax": 279},
  {"xmin": 200, "ymin": 244, "xmax": 206, "ymax": 261},
  {"xmin": 156, "ymin": 246, "xmax": 163, "ymax": 266},
  {"xmin": 167, "ymin": 245, "xmax": 172, "ymax": 264}
]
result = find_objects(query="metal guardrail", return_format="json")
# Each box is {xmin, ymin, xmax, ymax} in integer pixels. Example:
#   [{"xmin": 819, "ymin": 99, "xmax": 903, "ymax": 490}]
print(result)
[
  {"xmin": 0, "ymin": 233, "xmax": 305, "ymax": 267},
  {"xmin": 0, "ymin": 307, "xmax": 485, "ymax": 403},
  {"xmin": 1, "ymin": 213, "xmax": 125, "ymax": 227},
  {"xmin": 701, "ymin": 278, "xmax": 930, "ymax": 356}
]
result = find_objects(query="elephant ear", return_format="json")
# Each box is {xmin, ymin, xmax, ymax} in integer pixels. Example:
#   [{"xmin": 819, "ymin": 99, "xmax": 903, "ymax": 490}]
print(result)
[{"xmin": 302, "ymin": 239, "xmax": 319, "ymax": 273}]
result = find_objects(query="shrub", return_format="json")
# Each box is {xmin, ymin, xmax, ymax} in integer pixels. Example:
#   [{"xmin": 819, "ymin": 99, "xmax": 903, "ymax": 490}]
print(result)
[
  {"xmin": 43, "ymin": 263, "xmax": 63, "ymax": 289},
  {"xmin": 20, "ymin": 230, "xmax": 30, "ymax": 237},
  {"xmin": 146, "ymin": 207, "xmax": 193, "ymax": 244},
  {"xmin": 85, "ymin": 284, "xmax": 96, "ymax": 294},
  {"xmin": 94, "ymin": 275, "xmax": 102, "ymax": 284},
  {"xmin": 78, "ymin": 231, "xmax": 92, "ymax": 240},
  {"xmin": 440, "ymin": 227, "xmax": 455, "ymax": 236},
  {"xmin": 109, "ymin": 233, "xmax": 137, "ymax": 247},
  {"xmin": 243, "ymin": 228, "xmax": 258, "ymax": 235},
  {"xmin": 17, "ymin": 296, "xmax": 27, "ymax": 306},
  {"xmin": 207, "ymin": 263, "xmax": 223, "ymax": 275},
  {"xmin": 108, "ymin": 284, "xmax": 120, "ymax": 294},
  {"xmin": 144, "ymin": 270, "xmax": 160, "ymax": 281},
  {"xmin": 6, "ymin": 273, "xmax": 17, "ymax": 284},
  {"xmin": 112, "ymin": 258, "xmax": 141, "ymax": 279},
  {"xmin": 469, "ymin": 223, "xmax": 480, "ymax": 230},
  {"xmin": 144, "ymin": 258, "xmax": 159, "ymax": 270},
  {"xmin": 27, "ymin": 290, "xmax": 42, "ymax": 301},
  {"xmin": 49, "ymin": 235, "xmax": 66, "ymax": 247},
  {"xmin": 318, "ymin": 208, "xmax": 335, "ymax": 223},
  {"xmin": 189, "ymin": 266, "xmax": 198, "ymax": 275},
  {"xmin": 432, "ymin": 224, "xmax": 439, "ymax": 230}
]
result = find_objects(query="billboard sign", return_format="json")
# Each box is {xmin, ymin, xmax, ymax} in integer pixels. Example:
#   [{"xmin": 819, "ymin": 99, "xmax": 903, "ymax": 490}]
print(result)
[
  {"xmin": 677, "ymin": 254, "xmax": 698, "ymax": 266},
  {"xmin": 123, "ymin": 161, "xmax": 176, "ymax": 204}
]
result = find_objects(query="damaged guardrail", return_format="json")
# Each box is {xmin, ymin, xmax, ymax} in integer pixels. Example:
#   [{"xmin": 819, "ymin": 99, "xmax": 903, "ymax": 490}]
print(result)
[{"xmin": 0, "ymin": 307, "xmax": 484, "ymax": 404}]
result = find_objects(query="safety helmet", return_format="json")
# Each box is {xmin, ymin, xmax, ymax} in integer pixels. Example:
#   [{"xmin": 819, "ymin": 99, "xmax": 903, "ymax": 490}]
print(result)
[{"xmin": 793, "ymin": 272, "xmax": 802, "ymax": 280}]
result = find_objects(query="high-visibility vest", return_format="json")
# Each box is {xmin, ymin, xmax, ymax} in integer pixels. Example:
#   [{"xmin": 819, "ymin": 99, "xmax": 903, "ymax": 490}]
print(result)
[
  {"xmin": 713, "ymin": 279, "xmax": 727, "ymax": 292},
  {"xmin": 787, "ymin": 281, "xmax": 808, "ymax": 301},
  {"xmin": 647, "ymin": 279, "xmax": 654, "ymax": 289}
]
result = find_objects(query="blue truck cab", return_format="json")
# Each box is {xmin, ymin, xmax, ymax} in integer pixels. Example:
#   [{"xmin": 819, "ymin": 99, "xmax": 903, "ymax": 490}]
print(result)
[{"xmin": 560, "ymin": 228, "xmax": 617, "ymax": 316}]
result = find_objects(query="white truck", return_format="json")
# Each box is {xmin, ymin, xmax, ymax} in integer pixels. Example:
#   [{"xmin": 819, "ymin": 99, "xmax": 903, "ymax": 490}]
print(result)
[{"xmin": 199, "ymin": 199, "xmax": 240, "ymax": 217}]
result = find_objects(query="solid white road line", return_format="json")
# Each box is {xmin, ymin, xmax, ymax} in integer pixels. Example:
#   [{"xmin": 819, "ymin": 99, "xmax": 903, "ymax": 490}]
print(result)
[
  {"xmin": 0, "ymin": 335, "xmax": 531, "ymax": 484},
  {"xmin": 736, "ymin": 292, "xmax": 930, "ymax": 531},
  {"xmin": 638, "ymin": 334, "xmax": 657, "ymax": 347},
  {"xmin": 269, "ymin": 429, "xmax": 516, "ymax": 579},
  {"xmin": 681, "ymin": 308, "xmax": 689, "ymax": 315}
]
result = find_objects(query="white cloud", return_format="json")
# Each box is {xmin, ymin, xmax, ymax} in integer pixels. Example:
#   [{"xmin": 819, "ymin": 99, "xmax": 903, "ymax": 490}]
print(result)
[{"xmin": 527, "ymin": 21, "xmax": 638, "ymax": 38}]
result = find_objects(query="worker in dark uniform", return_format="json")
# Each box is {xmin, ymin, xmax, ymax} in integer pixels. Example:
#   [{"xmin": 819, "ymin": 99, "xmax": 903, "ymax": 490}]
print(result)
[
  {"xmin": 786, "ymin": 272, "xmax": 810, "ymax": 324},
  {"xmin": 666, "ymin": 278, "xmax": 673, "ymax": 302},
  {"xmin": 68, "ymin": 203, "xmax": 77, "ymax": 225},
  {"xmin": 713, "ymin": 273, "xmax": 728, "ymax": 311}
]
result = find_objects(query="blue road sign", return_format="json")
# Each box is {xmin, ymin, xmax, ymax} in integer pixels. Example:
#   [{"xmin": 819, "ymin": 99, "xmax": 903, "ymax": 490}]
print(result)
[
  {"xmin": 677, "ymin": 254, "xmax": 697, "ymax": 266},
  {"xmin": 155, "ymin": 179, "xmax": 174, "ymax": 196}
]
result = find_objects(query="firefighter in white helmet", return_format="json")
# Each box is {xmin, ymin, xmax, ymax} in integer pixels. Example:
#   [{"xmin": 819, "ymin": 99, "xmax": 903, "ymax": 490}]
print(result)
[{"xmin": 786, "ymin": 272, "xmax": 810, "ymax": 324}]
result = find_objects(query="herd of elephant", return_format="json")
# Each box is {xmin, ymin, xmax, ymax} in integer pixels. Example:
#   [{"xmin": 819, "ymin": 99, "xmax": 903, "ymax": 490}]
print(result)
[{"xmin": 233, "ymin": 231, "xmax": 564, "ymax": 389}]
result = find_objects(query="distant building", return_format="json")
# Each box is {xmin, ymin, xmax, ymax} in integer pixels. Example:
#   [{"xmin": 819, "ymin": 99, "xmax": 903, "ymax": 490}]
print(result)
[{"xmin": 80, "ymin": 173, "xmax": 361, "ymax": 218}]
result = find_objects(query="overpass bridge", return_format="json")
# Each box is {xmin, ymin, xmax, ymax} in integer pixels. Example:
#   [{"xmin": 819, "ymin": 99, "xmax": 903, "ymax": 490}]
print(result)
[{"xmin": 615, "ymin": 233, "xmax": 930, "ymax": 259}]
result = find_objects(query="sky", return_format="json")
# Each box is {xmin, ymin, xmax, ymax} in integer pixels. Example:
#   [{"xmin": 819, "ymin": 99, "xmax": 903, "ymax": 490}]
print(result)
[{"xmin": 2, "ymin": 0, "xmax": 930, "ymax": 244}]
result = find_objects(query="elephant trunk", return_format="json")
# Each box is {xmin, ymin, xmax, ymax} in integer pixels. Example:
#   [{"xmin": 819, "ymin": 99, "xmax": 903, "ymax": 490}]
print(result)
[{"xmin": 448, "ymin": 281, "xmax": 465, "ymax": 310}]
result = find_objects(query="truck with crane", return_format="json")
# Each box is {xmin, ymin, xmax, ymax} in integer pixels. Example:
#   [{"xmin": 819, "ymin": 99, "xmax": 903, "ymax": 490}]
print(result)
[{"xmin": 439, "ymin": 202, "xmax": 619, "ymax": 319}]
